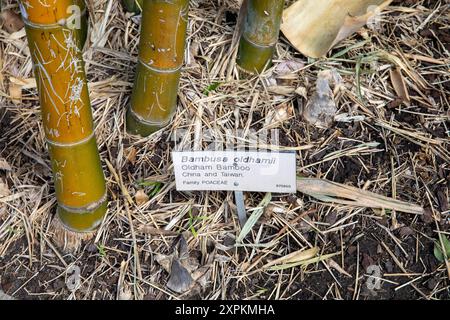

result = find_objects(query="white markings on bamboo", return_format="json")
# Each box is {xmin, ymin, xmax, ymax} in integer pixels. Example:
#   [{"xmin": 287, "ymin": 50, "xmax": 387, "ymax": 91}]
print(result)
[{"xmin": 31, "ymin": 26, "xmax": 87, "ymax": 136}]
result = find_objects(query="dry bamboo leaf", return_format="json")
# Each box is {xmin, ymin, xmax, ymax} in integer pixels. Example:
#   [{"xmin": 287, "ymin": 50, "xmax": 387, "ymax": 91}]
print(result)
[
  {"xmin": 328, "ymin": 259, "xmax": 352, "ymax": 277},
  {"xmin": 0, "ymin": 158, "xmax": 11, "ymax": 171},
  {"xmin": 268, "ymin": 252, "xmax": 340, "ymax": 271},
  {"xmin": 155, "ymin": 253, "xmax": 172, "ymax": 273},
  {"xmin": 295, "ymin": 86, "xmax": 308, "ymax": 99},
  {"xmin": 167, "ymin": 259, "xmax": 194, "ymax": 293},
  {"xmin": 8, "ymin": 77, "xmax": 36, "ymax": 105},
  {"xmin": 275, "ymin": 59, "xmax": 305, "ymax": 75},
  {"xmin": 390, "ymin": 67, "xmax": 410, "ymax": 103},
  {"xmin": 181, "ymin": 256, "xmax": 201, "ymax": 272},
  {"xmin": 9, "ymin": 77, "xmax": 36, "ymax": 89},
  {"xmin": 156, "ymin": 234, "xmax": 212, "ymax": 294},
  {"xmin": 267, "ymin": 85, "xmax": 296, "ymax": 96},
  {"xmin": 264, "ymin": 102, "xmax": 293, "ymax": 128},
  {"xmin": 297, "ymin": 177, "xmax": 424, "ymax": 215},
  {"xmin": 192, "ymin": 265, "xmax": 212, "ymax": 288},
  {"xmin": 0, "ymin": 178, "xmax": 10, "ymax": 198},
  {"xmin": 403, "ymin": 53, "xmax": 447, "ymax": 65},
  {"xmin": 0, "ymin": 10, "xmax": 24, "ymax": 34},
  {"xmin": 9, "ymin": 83, "xmax": 22, "ymax": 104},
  {"xmin": 377, "ymin": 51, "xmax": 428, "ymax": 89},
  {"xmin": 236, "ymin": 193, "xmax": 272, "ymax": 243},
  {"xmin": 125, "ymin": 147, "xmax": 137, "ymax": 165},
  {"xmin": 134, "ymin": 189, "xmax": 149, "ymax": 205},
  {"xmin": 281, "ymin": 0, "xmax": 392, "ymax": 58},
  {"xmin": 263, "ymin": 247, "xmax": 319, "ymax": 269},
  {"xmin": 138, "ymin": 225, "xmax": 178, "ymax": 236},
  {"xmin": 174, "ymin": 234, "xmax": 189, "ymax": 259}
]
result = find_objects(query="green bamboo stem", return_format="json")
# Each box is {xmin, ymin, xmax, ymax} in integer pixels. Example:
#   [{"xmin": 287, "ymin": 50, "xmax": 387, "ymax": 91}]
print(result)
[
  {"xmin": 78, "ymin": 2, "xmax": 89, "ymax": 49},
  {"xmin": 20, "ymin": 0, "xmax": 107, "ymax": 232},
  {"xmin": 122, "ymin": 0, "xmax": 144, "ymax": 13},
  {"xmin": 237, "ymin": 0, "xmax": 284, "ymax": 74},
  {"xmin": 126, "ymin": 0, "xmax": 190, "ymax": 137}
]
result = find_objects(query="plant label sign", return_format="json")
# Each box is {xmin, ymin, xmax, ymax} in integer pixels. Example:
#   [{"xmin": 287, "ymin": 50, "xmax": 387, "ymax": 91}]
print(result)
[{"xmin": 172, "ymin": 151, "xmax": 297, "ymax": 193}]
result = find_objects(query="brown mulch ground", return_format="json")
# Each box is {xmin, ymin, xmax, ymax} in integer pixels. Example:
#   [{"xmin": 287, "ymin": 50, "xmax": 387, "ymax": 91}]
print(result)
[{"xmin": 0, "ymin": 0, "xmax": 449, "ymax": 300}]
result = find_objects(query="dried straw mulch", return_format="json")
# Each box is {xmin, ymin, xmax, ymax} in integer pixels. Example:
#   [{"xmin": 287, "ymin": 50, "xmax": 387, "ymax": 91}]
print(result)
[{"xmin": 0, "ymin": 0, "xmax": 449, "ymax": 300}]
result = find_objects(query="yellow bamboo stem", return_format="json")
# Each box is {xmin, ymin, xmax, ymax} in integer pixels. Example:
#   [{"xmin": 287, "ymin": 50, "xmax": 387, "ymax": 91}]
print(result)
[
  {"xmin": 20, "ymin": 0, "xmax": 88, "ymax": 50},
  {"xmin": 126, "ymin": 0, "xmax": 190, "ymax": 137},
  {"xmin": 20, "ymin": 0, "xmax": 107, "ymax": 232},
  {"xmin": 237, "ymin": 0, "xmax": 284, "ymax": 74}
]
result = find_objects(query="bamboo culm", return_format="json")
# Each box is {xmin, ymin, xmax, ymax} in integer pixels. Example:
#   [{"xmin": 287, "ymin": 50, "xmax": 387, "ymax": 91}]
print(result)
[
  {"xmin": 237, "ymin": 0, "xmax": 284, "ymax": 74},
  {"xmin": 126, "ymin": 0, "xmax": 190, "ymax": 137},
  {"xmin": 122, "ymin": 0, "xmax": 144, "ymax": 13},
  {"xmin": 20, "ymin": 0, "xmax": 107, "ymax": 232}
]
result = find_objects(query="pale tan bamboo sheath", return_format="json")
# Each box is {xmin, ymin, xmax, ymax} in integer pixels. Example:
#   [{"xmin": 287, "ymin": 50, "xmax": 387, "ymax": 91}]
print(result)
[{"xmin": 20, "ymin": 0, "xmax": 107, "ymax": 232}]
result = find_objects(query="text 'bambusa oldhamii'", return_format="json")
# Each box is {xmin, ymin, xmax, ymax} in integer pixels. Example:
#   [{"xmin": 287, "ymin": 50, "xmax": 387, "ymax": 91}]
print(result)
[
  {"xmin": 237, "ymin": 0, "xmax": 284, "ymax": 74},
  {"xmin": 126, "ymin": 0, "xmax": 190, "ymax": 137},
  {"xmin": 20, "ymin": 0, "xmax": 108, "ymax": 232}
]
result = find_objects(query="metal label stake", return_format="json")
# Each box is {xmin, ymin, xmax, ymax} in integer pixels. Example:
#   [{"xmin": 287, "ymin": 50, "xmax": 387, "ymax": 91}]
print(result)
[{"xmin": 234, "ymin": 191, "xmax": 247, "ymax": 227}]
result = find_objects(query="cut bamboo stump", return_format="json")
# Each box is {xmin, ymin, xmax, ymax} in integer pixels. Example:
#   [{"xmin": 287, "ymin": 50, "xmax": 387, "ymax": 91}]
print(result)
[
  {"xmin": 236, "ymin": 0, "xmax": 284, "ymax": 74},
  {"xmin": 126, "ymin": 0, "xmax": 190, "ymax": 137},
  {"xmin": 20, "ymin": 0, "xmax": 107, "ymax": 234}
]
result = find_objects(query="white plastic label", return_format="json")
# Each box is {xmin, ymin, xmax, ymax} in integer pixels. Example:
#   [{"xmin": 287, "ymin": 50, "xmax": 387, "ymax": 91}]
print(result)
[{"xmin": 172, "ymin": 151, "xmax": 297, "ymax": 193}]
